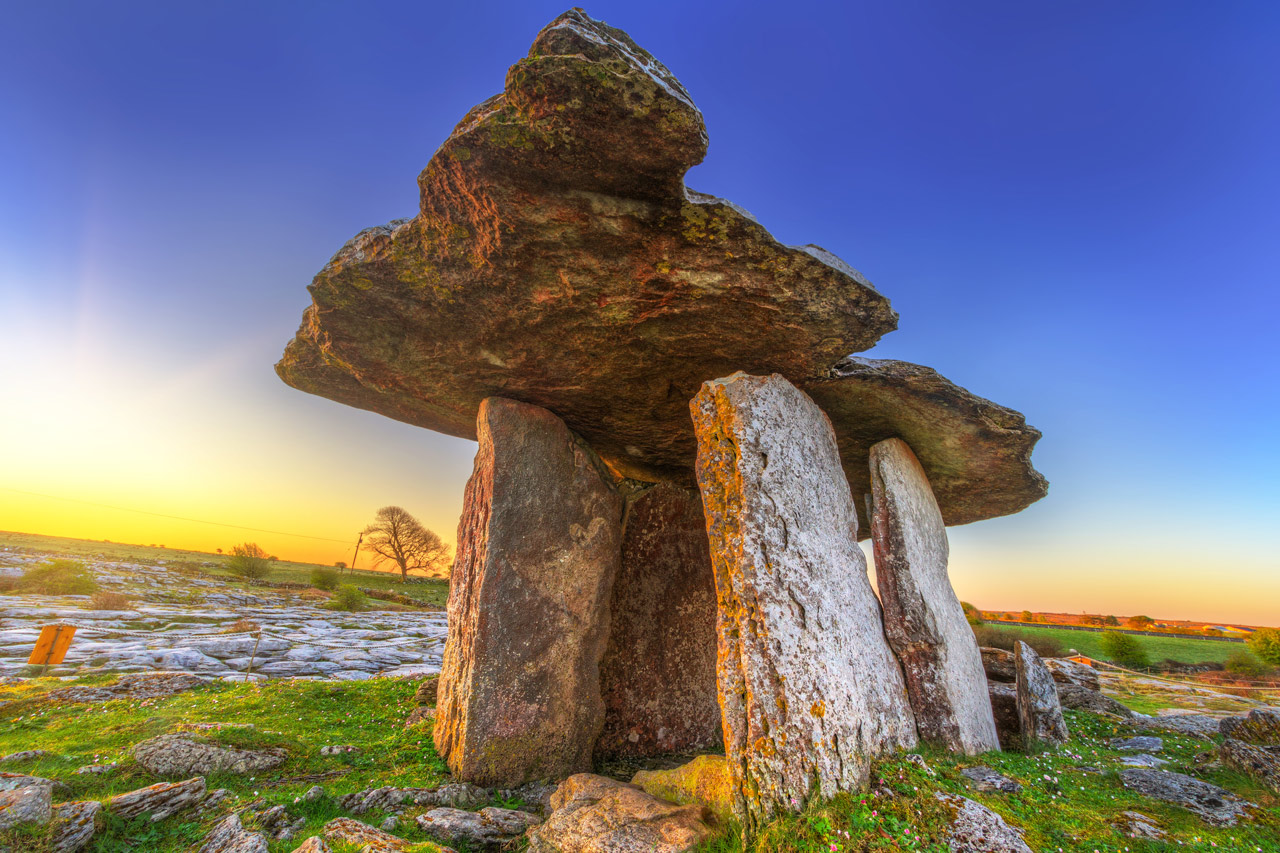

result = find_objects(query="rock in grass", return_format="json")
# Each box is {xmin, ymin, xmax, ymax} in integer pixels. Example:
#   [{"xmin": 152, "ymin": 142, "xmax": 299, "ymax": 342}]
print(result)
[
  {"xmin": 0, "ymin": 772, "xmax": 61, "ymax": 792},
  {"xmin": 288, "ymin": 838, "xmax": 332, "ymax": 853},
  {"xmin": 1117, "ymin": 754, "xmax": 1168, "ymax": 768},
  {"xmin": 1013, "ymin": 641, "xmax": 1068, "ymax": 748},
  {"xmin": 1043, "ymin": 658, "xmax": 1100, "ymax": 691},
  {"xmin": 1220, "ymin": 709, "xmax": 1280, "ymax": 745},
  {"xmin": 132, "ymin": 733, "xmax": 286, "ymax": 776},
  {"xmin": 0, "ymin": 783, "xmax": 52, "ymax": 829},
  {"xmin": 631, "ymin": 754, "xmax": 733, "ymax": 824},
  {"xmin": 73, "ymin": 763, "xmax": 118, "ymax": 775},
  {"xmin": 1111, "ymin": 736, "xmax": 1163, "ymax": 752},
  {"xmin": 321, "ymin": 817, "xmax": 455, "ymax": 852},
  {"xmin": 413, "ymin": 676, "xmax": 438, "ymax": 706},
  {"xmin": 197, "ymin": 813, "xmax": 269, "ymax": 853},
  {"xmin": 526, "ymin": 774, "xmax": 712, "ymax": 853},
  {"xmin": 1056, "ymin": 684, "xmax": 1133, "ymax": 717},
  {"xmin": 1110, "ymin": 810, "xmax": 1167, "ymax": 840},
  {"xmin": 45, "ymin": 673, "xmax": 210, "ymax": 704},
  {"xmin": 403, "ymin": 706, "xmax": 435, "ymax": 728},
  {"xmin": 50, "ymin": 800, "xmax": 101, "ymax": 853},
  {"xmin": 935, "ymin": 793, "xmax": 1032, "ymax": 853},
  {"xmin": 319, "ymin": 744, "xmax": 361, "ymax": 755},
  {"xmin": 1219, "ymin": 738, "xmax": 1280, "ymax": 794},
  {"xmin": 416, "ymin": 806, "xmax": 542, "ymax": 851},
  {"xmin": 960, "ymin": 766, "xmax": 1022, "ymax": 794},
  {"xmin": 109, "ymin": 776, "xmax": 207, "ymax": 821},
  {"xmin": 1119, "ymin": 768, "xmax": 1256, "ymax": 826},
  {"xmin": 1131, "ymin": 713, "xmax": 1221, "ymax": 737},
  {"xmin": 0, "ymin": 750, "xmax": 50, "ymax": 764}
]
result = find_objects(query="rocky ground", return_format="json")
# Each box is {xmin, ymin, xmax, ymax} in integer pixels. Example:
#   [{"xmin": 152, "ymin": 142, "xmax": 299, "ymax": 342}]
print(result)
[{"xmin": 0, "ymin": 553, "xmax": 445, "ymax": 681}]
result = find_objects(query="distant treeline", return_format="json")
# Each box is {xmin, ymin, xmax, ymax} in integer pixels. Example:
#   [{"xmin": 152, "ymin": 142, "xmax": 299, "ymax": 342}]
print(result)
[{"xmin": 984, "ymin": 619, "xmax": 1246, "ymax": 644}]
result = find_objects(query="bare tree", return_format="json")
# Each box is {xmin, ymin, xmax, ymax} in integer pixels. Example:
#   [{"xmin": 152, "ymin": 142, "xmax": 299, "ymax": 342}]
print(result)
[{"xmin": 361, "ymin": 506, "xmax": 451, "ymax": 582}]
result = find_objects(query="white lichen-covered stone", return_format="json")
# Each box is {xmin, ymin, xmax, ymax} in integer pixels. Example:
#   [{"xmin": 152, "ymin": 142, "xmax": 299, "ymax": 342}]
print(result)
[
  {"xmin": 869, "ymin": 437, "xmax": 999, "ymax": 755},
  {"xmin": 936, "ymin": 793, "xmax": 1033, "ymax": 853},
  {"xmin": 691, "ymin": 372, "xmax": 918, "ymax": 828},
  {"xmin": 1013, "ymin": 642, "xmax": 1068, "ymax": 748}
]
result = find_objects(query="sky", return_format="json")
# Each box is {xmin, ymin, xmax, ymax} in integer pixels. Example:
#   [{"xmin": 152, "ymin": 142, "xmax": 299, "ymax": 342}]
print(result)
[{"xmin": 1, "ymin": 1, "xmax": 1277, "ymax": 624}]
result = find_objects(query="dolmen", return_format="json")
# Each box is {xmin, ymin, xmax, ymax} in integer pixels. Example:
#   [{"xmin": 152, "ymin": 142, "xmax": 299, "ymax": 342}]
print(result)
[{"xmin": 277, "ymin": 8, "xmax": 1048, "ymax": 831}]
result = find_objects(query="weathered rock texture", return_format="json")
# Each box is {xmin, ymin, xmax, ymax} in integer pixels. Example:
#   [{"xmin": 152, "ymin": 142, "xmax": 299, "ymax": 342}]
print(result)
[
  {"xmin": 596, "ymin": 481, "xmax": 719, "ymax": 758},
  {"xmin": 980, "ymin": 647, "xmax": 1016, "ymax": 682},
  {"xmin": 1057, "ymin": 684, "xmax": 1133, "ymax": 717},
  {"xmin": 277, "ymin": 9, "xmax": 898, "ymax": 485},
  {"xmin": 632, "ymin": 754, "xmax": 733, "ymax": 824},
  {"xmin": 1044, "ymin": 658, "xmax": 1100, "ymax": 691},
  {"xmin": 936, "ymin": 793, "xmax": 1033, "ymax": 853},
  {"xmin": 870, "ymin": 437, "xmax": 999, "ymax": 755},
  {"xmin": 416, "ymin": 806, "xmax": 542, "ymax": 851},
  {"xmin": 1119, "ymin": 768, "xmax": 1255, "ymax": 826},
  {"xmin": 434, "ymin": 397, "xmax": 624, "ymax": 786},
  {"xmin": 1219, "ymin": 738, "xmax": 1280, "ymax": 794},
  {"xmin": 987, "ymin": 683, "xmax": 1021, "ymax": 750},
  {"xmin": 50, "ymin": 800, "xmax": 101, "ymax": 853},
  {"xmin": 1013, "ymin": 641, "xmax": 1068, "ymax": 748},
  {"xmin": 197, "ymin": 814, "xmax": 269, "ymax": 853},
  {"xmin": 804, "ymin": 357, "xmax": 1047, "ymax": 538},
  {"xmin": 1220, "ymin": 709, "xmax": 1280, "ymax": 745},
  {"xmin": 132, "ymin": 734, "xmax": 286, "ymax": 777},
  {"xmin": 109, "ymin": 777, "xmax": 207, "ymax": 821},
  {"xmin": 526, "ymin": 774, "xmax": 713, "ymax": 853},
  {"xmin": 0, "ymin": 783, "xmax": 51, "ymax": 829},
  {"xmin": 691, "ymin": 373, "xmax": 917, "ymax": 826}
]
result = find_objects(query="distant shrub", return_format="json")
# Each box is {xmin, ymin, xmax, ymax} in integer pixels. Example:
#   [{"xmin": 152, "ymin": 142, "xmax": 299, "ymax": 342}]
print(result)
[
  {"xmin": 87, "ymin": 590, "xmax": 131, "ymax": 611},
  {"xmin": 326, "ymin": 584, "xmax": 367, "ymax": 612},
  {"xmin": 1247, "ymin": 628, "xmax": 1280, "ymax": 666},
  {"xmin": 20, "ymin": 559, "xmax": 97, "ymax": 595},
  {"xmin": 333, "ymin": 560, "xmax": 346, "ymax": 569},
  {"xmin": 1127, "ymin": 614, "xmax": 1154, "ymax": 628},
  {"xmin": 960, "ymin": 601, "xmax": 983, "ymax": 626},
  {"xmin": 972, "ymin": 625, "xmax": 1065, "ymax": 658},
  {"xmin": 310, "ymin": 567, "xmax": 340, "ymax": 591},
  {"xmin": 226, "ymin": 543, "xmax": 271, "ymax": 580},
  {"xmin": 1021, "ymin": 610, "xmax": 1034, "ymax": 622},
  {"xmin": 1100, "ymin": 631, "xmax": 1149, "ymax": 668},
  {"xmin": 1224, "ymin": 649, "xmax": 1273, "ymax": 678}
]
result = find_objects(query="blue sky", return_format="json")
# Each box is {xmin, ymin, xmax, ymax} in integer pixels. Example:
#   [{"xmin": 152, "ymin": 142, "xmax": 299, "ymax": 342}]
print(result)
[{"xmin": 1, "ymin": 1, "xmax": 1277, "ymax": 622}]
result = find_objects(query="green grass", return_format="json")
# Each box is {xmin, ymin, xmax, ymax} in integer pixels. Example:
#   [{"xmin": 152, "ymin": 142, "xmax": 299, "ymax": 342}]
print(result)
[{"xmin": 995, "ymin": 624, "xmax": 1240, "ymax": 665}]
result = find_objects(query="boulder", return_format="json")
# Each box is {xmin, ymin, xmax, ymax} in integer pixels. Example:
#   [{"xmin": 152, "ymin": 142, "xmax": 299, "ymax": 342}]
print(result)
[
  {"xmin": 197, "ymin": 814, "xmax": 269, "ymax": 853},
  {"xmin": 1044, "ymin": 657, "xmax": 1100, "ymax": 691},
  {"xmin": 1219, "ymin": 737, "xmax": 1280, "ymax": 794},
  {"xmin": 132, "ymin": 734, "xmax": 286, "ymax": 777},
  {"xmin": 959, "ymin": 766, "xmax": 1022, "ymax": 794},
  {"xmin": 988, "ymin": 682, "xmax": 1021, "ymax": 750},
  {"xmin": 50, "ymin": 800, "xmax": 101, "ymax": 853},
  {"xmin": 935, "ymin": 793, "xmax": 1033, "ymax": 853},
  {"xmin": 322, "ymin": 817, "xmax": 454, "ymax": 853},
  {"xmin": 0, "ymin": 783, "xmax": 52, "ymax": 829},
  {"xmin": 434, "ymin": 397, "xmax": 623, "ymax": 787},
  {"xmin": 1056, "ymin": 684, "xmax": 1133, "ymax": 717},
  {"xmin": 980, "ymin": 647, "xmax": 1016, "ymax": 683},
  {"xmin": 596, "ymin": 482, "xmax": 720, "ymax": 759},
  {"xmin": 109, "ymin": 776, "xmax": 207, "ymax": 821},
  {"xmin": 415, "ymin": 806, "xmax": 542, "ymax": 851},
  {"xmin": 277, "ymin": 13, "xmax": 898, "ymax": 487},
  {"xmin": 1119, "ymin": 768, "xmax": 1255, "ymax": 826},
  {"xmin": 691, "ymin": 373, "xmax": 917, "ymax": 826},
  {"xmin": 526, "ymin": 774, "xmax": 713, "ymax": 853},
  {"xmin": 870, "ymin": 437, "xmax": 999, "ymax": 754},
  {"xmin": 1013, "ymin": 641, "xmax": 1068, "ymax": 748},
  {"xmin": 631, "ymin": 754, "xmax": 733, "ymax": 824},
  {"xmin": 1219, "ymin": 709, "xmax": 1280, "ymax": 745}
]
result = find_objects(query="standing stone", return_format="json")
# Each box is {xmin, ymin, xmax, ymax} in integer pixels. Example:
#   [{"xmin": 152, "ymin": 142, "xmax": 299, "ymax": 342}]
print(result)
[
  {"xmin": 691, "ymin": 372, "xmax": 918, "ymax": 828},
  {"xmin": 596, "ymin": 482, "xmax": 720, "ymax": 758},
  {"xmin": 434, "ymin": 397, "xmax": 624, "ymax": 787},
  {"xmin": 1013, "ymin": 641, "xmax": 1068, "ymax": 748},
  {"xmin": 869, "ymin": 437, "xmax": 999, "ymax": 755}
]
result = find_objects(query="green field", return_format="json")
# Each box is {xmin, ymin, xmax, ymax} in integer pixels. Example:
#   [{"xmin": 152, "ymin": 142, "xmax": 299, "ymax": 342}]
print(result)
[
  {"xmin": 0, "ymin": 530, "xmax": 450, "ymax": 607},
  {"xmin": 992, "ymin": 623, "xmax": 1239, "ymax": 665}
]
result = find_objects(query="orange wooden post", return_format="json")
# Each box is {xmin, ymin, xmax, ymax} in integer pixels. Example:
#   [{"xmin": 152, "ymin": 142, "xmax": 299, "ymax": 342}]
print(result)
[{"xmin": 28, "ymin": 624, "xmax": 77, "ymax": 666}]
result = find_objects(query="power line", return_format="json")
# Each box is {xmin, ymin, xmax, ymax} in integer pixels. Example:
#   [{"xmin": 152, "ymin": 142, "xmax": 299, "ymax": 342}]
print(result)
[{"xmin": 0, "ymin": 486, "xmax": 351, "ymax": 544}]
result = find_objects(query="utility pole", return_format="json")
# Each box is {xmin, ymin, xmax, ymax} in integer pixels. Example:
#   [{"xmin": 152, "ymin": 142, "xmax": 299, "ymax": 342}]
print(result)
[{"xmin": 348, "ymin": 532, "xmax": 363, "ymax": 576}]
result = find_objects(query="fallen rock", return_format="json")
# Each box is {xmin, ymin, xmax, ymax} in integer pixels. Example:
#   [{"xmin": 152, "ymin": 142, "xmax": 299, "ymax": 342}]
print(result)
[
  {"xmin": 1056, "ymin": 685, "xmax": 1133, "ymax": 717},
  {"xmin": 50, "ymin": 800, "xmax": 101, "ymax": 853},
  {"xmin": 197, "ymin": 813, "xmax": 269, "ymax": 853},
  {"xmin": 337, "ymin": 782, "xmax": 488, "ymax": 815},
  {"xmin": 133, "ymin": 734, "xmax": 286, "ymax": 776},
  {"xmin": 45, "ymin": 673, "xmax": 210, "ymax": 704},
  {"xmin": 870, "ymin": 437, "xmax": 999, "ymax": 755},
  {"xmin": 1119, "ymin": 768, "xmax": 1255, "ymax": 826},
  {"xmin": 935, "ymin": 792, "xmax": 1032, "ymax": 853},
  {"xmin": 109, "ymin": 776, "xmax": 207, "ymax": 821},
  {"xmin": 692, "ymin": 373, "xmax": 917, "ymax": 825},
  {"xmin": 1220, "ymin": 708, "xmax": 1280, "ymax": 745},
  {"xmin": 1044, "ymin": 658, "xmax": 1100, "ymax": 691},
  {"xmin": 1110, "ymin": 811, "xmax": 1166, "ymax": 840},
  {"xmin": 288, "ymin": 838, "xmax": 331, "ymax": 853},
  {"xmin": 959, "ymin": 766, "xmax": 1022, "ymax": 794},
  {"xmin": 1013, "ymin": 641, "xmax": 1067, "ymax": 748},
  {"xmin": 526, "ymin": 774, "xmax": 712, "ymax": 853},
  {"xmin": 434, "ymin": 397, "xmax": 623, "ymax": 787},
  {"xmin": 987, "ymin": 682, "xmax": 1021, "ymax": 750},
  {"xmin": 597, "ymin": 481, "xmax": 720, "ymax": 759},
  {"xmin": 0, "ymin": 783, "xmax": 52, "ymax": 829},
  {"xmin": 1132, "ymin": 712, "xmax": 1221, "ymax": 738},
  {"xmin": 321, "ymin": 817, "xmax": 454, "ymax": 852},
  {"xmin": 416, "ymin": 806, "xmax": 542, "ymax": 851},
  {"xmin": 0, "ymin": 750, "xmax": 50, "ymax": 764},
  {"xmin": 1111, "ymin": 736, "xmax": 1163, "ymax": 752},
  {"xmin": 631, "ymin": 754, "xmax": 733, "ymax": 824},
  {"xmin": 980, "ymin": 647, "xmax": 1016, "ymax": 683},
  {"xmin": 319, "ymin": 745, "xmax": 361, "ymax": 756},
  {"xmin": 1219, "ymin": 737, "xmax": 1280, "ymax": 794}
]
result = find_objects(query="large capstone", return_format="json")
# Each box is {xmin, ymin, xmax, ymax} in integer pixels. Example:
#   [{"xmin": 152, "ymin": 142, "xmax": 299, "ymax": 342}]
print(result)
[
  {"xmin": 691, "ymin": 372, "xmax": 918, "ymax": 828},
  {"xmin": 869, "ymin": 438, "xmax": 999, "ymax": 755},
  {"xmin": 596, "ymin": 482, "xmax": 720, "ymax": 758},
  {"xmin": 434, "ymin": 397, "xmax": 624, "ymax": 786}
]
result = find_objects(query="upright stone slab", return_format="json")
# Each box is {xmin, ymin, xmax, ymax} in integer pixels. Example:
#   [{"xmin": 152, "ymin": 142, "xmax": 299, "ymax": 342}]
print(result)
[
  {"xmin": 869, "ymin": 437, "xmax": 999, "ymax": 755},
  {"xmin": 434, "ymin": 397, "xmax": 624, "ymax": 786},
  {"xmin": 596, "ymin": 482, "xmax": 721, "ymax": 758},
  {"xmin": 691, "ymin": 372, "xmax": 918, "ymax": 828},
  {"xmin": 1013, "ymin": 641, "xmax": 1068, "ymax": 749}
]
